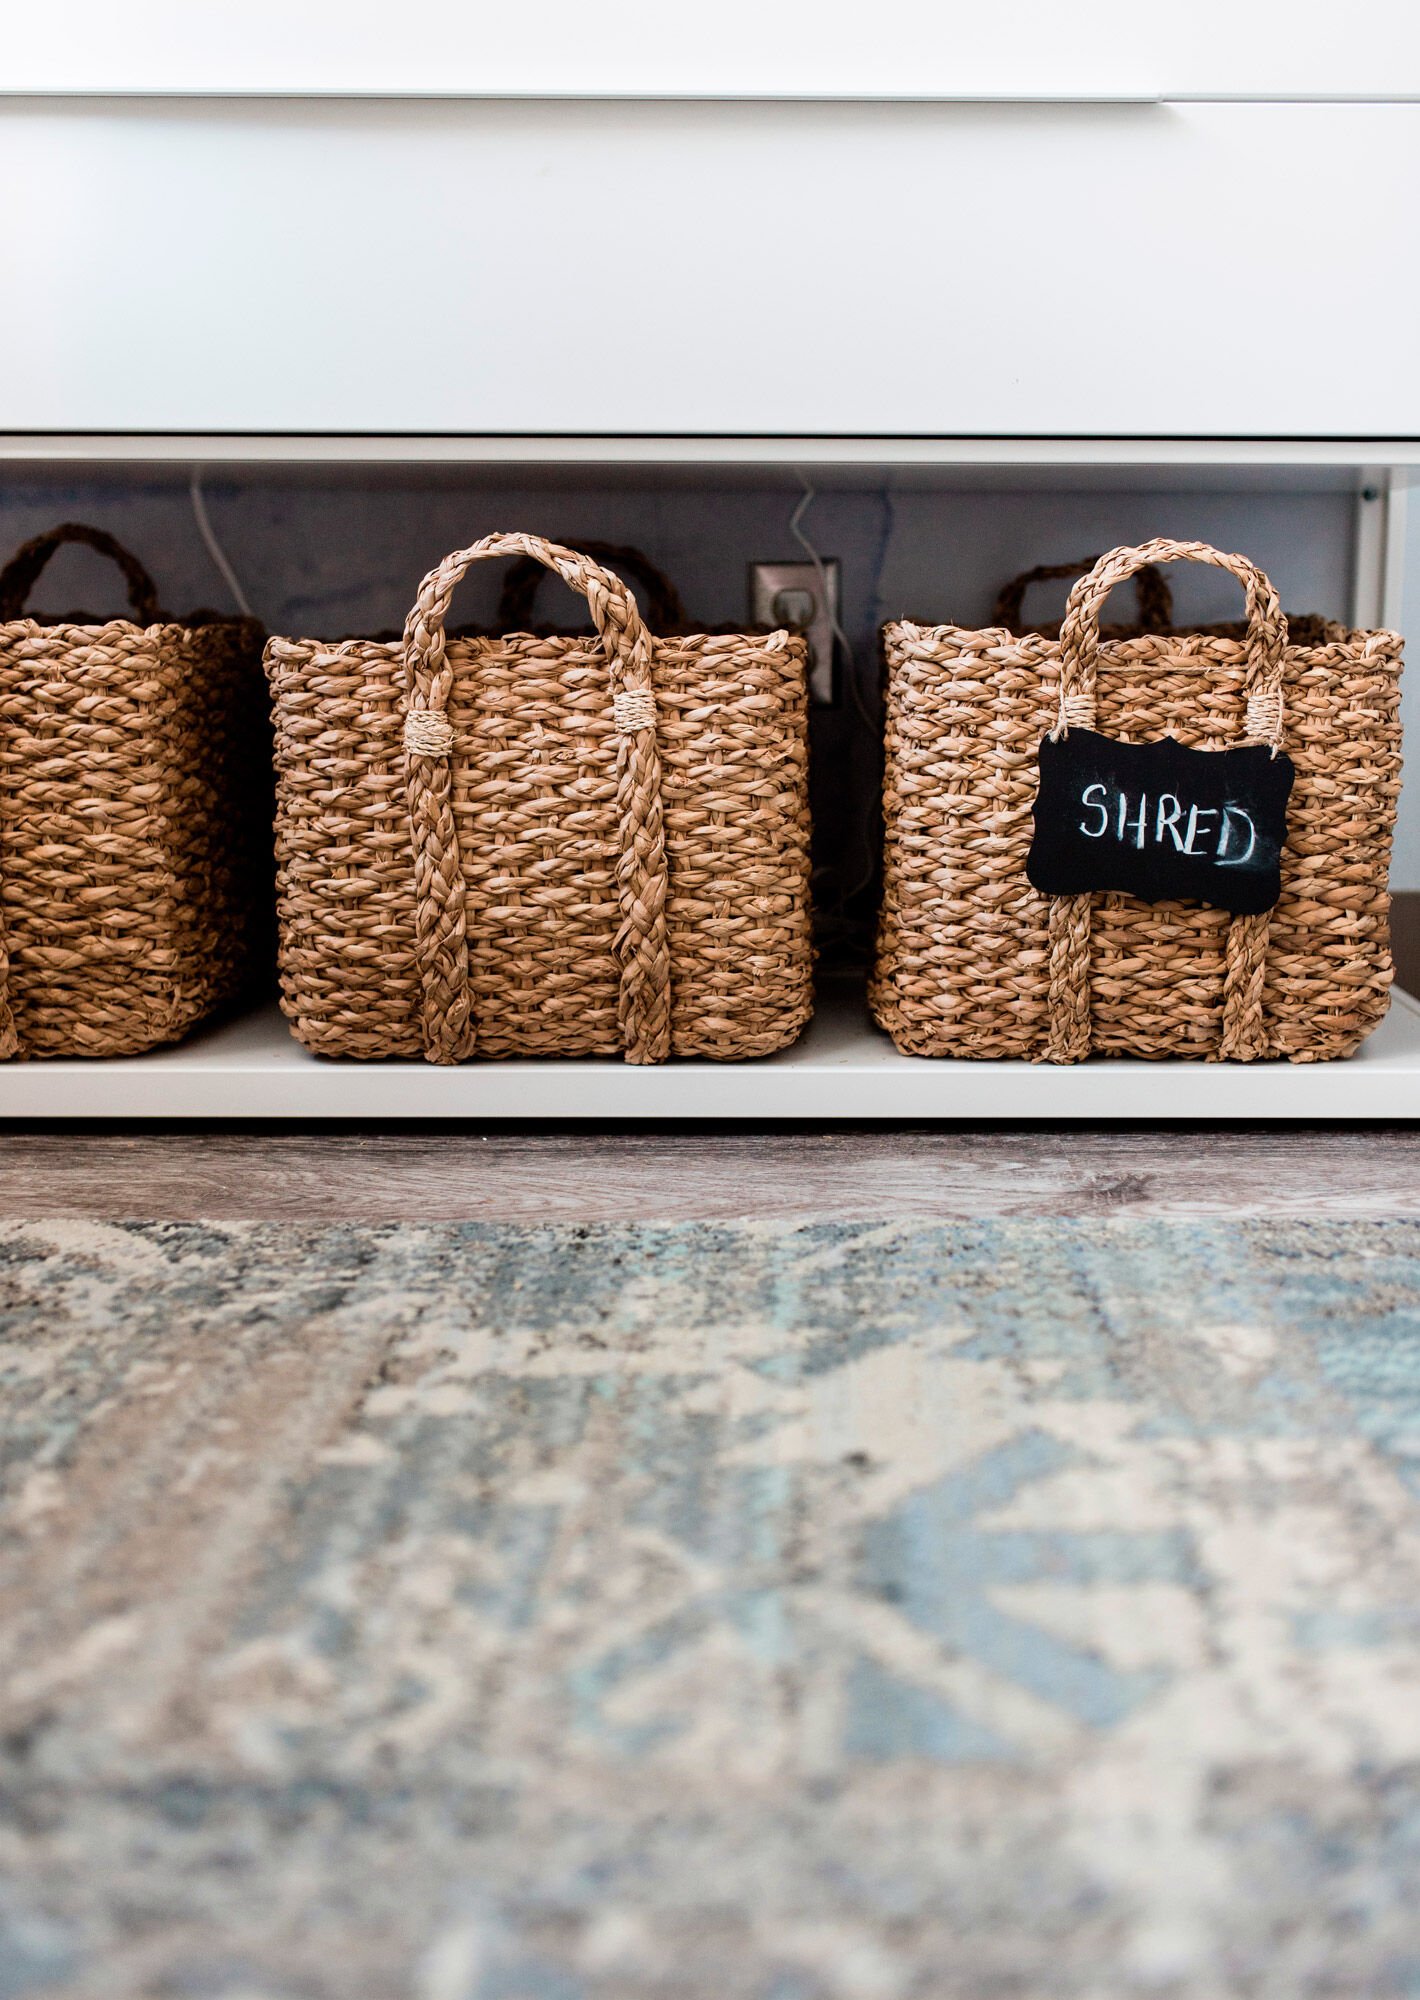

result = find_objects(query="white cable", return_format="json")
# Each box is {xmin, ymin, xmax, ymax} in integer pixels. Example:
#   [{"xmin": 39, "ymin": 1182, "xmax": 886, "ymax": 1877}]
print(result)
[
  {"xmin": 190, "ymin": 465, "xmax": 254, "ymax": 618},
  {"xmin": 789, "ymin": 472, "xmax": 880, "ymax": 737},
  {"xmin": 789, "ymin": 474, "xmax": 855, "ymax": 680},
  {"xmin": 788, "ymin": 471, "xmax": 881, "ymax": 907}
]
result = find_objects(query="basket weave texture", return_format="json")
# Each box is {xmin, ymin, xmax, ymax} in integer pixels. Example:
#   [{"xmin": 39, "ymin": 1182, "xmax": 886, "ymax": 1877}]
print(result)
[
  {"xmin": 0, "ymin": 524, "xmax": 267, "ymax": 1060},
  {"xmin": 265, "ymin": 533, "xmax": 814, "ymax": 1064},
  {"xmin": 872, "ymin": 538, "xmax": 1404, "ymax": 1064}
]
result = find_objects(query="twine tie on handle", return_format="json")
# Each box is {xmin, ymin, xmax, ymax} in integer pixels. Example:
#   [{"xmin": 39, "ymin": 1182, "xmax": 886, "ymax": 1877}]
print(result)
[
  {"xmin": 403, "ymin": 709, "xmax": 455, "ymax": 757},
  {"xmin": 1245, "ymin": 687, "xmax": 1285, "ymax": 753},
  {"xmin": 612, "ymin": 688, "xmax": 657, "ymax": 733},
  {"xmin": 400, "ymin": 532, "xmax": 673, "ymax": 1069},
  {"xmin": 1052, "ymin": 690, "xmax": 1098, "ymax": 739}
]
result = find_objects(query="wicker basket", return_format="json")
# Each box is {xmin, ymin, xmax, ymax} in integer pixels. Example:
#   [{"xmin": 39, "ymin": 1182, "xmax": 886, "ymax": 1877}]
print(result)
[
  {"xmin": 0, "ymin": 523, "xmax": 267, "ymax": 1060},
  {"xmin": 993, "ymin": 554, "xmax": 1331, "ymax": 648},
  {"xmin": 872, "ymin": 538, "xmax": 1404, "ymax": 1064},
  {"xmin": 992, "ymin": 556, "xmax": 1175, "ymax": 637},
  {"xmin": 265, "ymin": 532, "xmax": 814, "ymax": 1064},
  {"xmin": 496, "ymin": 540, "xmax": 689, "ymax": 634}
]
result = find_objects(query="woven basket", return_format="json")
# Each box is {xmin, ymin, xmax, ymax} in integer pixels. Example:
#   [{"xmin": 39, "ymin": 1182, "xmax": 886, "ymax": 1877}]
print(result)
[
  {"xmin": 872, "ymin": 538, "xmax": 1404, "ymax": 1063},
  {"xmin": 265, "ymin": 532, "xmax": 814, "ymax": 1064},
  {"xmin": 0, "ymin": 522, "xmax": 267, "ymax": 1059},
  {"xmin": 496, "ymin": 540, "xmax": 690, "ymax": 634},
  {"xmin": 991, "ymin": 553, "xmax": 1332, "ymax": 647},
  {"xmin": 992, "ymin": 556, "xmax": 1175, "ymax": 637}
]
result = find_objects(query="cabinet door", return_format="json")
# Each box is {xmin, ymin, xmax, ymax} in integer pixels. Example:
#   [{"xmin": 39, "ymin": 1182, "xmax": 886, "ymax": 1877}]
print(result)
[
  {"xmin": 7, "ymin": 0, "xmax": 1420, "ymax": 98},
  {"xmin": 3, "ymin": 99, "xmax": 1416, "ymax": 436}
]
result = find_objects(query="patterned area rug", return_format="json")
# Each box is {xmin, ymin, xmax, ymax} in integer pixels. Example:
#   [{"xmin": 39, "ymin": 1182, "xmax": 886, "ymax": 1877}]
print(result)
[{"xmin": 3, "ymin": 1218, "xmax": 1420, "ymax": 2000}]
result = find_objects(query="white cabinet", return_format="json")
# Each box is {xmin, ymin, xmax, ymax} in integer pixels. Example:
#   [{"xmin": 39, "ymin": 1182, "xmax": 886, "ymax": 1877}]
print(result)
[
  {"xmin": 2, "ymin": 99, "xmax": 1417, "ymax": 437},
  {"xmin": 2, "ymin": 32, "xmax": 1417, "ymax": 1117}
]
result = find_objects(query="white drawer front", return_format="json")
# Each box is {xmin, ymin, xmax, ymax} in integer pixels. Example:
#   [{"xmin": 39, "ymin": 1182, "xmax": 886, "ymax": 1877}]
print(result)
[
  {"xmin": 3, "ymin": 99, "xmax": 1415, "ymax": 437},
  {"xmin": 7, "ymin": 0, "xmax": 1420, "ymax": 99}
]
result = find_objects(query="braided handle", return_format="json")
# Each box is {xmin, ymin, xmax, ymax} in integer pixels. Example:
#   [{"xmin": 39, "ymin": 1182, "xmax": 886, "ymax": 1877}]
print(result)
[
  {"xmin": 1056, "ymin": 540, "xmax": 1288, "ymax": 751},
  {"xmin": 1044, "ymin": 539, "xmax": 1290, "ymax": 1068},
  {"xmin": 402, "ymin": 532, "xmax": 671, "ymax": 1067},
  {"xmin": 0, "ymin": 522, "xmax": 162, "ymax": 623},
  {"xmin": 993, "ymin": 557, "xmax": 1173, "ymax": 635},
  {"xmin": 497, "ymin": 540, "xmax": 689, "ymax": 633}
]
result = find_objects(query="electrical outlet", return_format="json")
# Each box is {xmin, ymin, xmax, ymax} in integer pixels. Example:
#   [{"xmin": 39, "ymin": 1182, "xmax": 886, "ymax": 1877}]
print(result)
[{"xmin": 749, "ymin": 559, "xmax": 840, "ymax": 706}]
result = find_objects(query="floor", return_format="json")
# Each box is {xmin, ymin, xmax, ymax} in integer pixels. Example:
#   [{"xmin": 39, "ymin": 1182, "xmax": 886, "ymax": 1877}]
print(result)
[{"xmin": 2, "ymin": 1124, "xmax": 1418, "ymax": 1221}]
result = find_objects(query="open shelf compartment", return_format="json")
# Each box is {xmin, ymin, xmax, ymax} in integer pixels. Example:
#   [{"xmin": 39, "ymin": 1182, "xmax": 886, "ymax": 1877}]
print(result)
[{"xmin": 0, "ymin": 434, "xmax": 1412, "ymax": 1118}]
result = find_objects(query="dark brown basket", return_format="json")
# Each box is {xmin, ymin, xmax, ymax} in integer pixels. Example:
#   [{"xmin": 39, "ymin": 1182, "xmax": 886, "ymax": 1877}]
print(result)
[
  {"xmin": 496, "ymin": 540, "xmax": 690, "ymax": 634},
  {"xmin": 992, "ymin": 556, "xmax": 1175, "ymax": 637}
]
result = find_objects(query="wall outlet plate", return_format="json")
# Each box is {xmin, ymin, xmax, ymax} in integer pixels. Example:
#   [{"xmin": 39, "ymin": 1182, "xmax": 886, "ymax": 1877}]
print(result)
[{"xmin": 749, "ymin": 558, "xmax": 840, "ymax": 705}]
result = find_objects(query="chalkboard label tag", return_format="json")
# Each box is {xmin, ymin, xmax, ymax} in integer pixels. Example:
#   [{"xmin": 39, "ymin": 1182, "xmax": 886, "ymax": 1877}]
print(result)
[{"xmin": 1027, "ymin": 729, "xmax": 1295, "ymax": 916}]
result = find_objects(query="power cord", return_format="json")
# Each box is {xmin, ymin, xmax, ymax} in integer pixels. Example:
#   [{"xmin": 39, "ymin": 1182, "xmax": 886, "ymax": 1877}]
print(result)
[
  {"xmin": 790, "ymin": 471, "xmax": 882, "ymax": 918},
  {"xmin": 190, "ymin": 466, "xmax": 254, "ymax": 619}
]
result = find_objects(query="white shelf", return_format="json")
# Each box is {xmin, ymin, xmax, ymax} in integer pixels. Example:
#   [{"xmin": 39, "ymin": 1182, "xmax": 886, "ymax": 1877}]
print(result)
[
  {"xmin": 5, "ymin": 984, "xmax": 1420, "ymax": 1121},
  {"xmin": 3, "ymin": 436, "xmax": 1419, "ymax": 471}
]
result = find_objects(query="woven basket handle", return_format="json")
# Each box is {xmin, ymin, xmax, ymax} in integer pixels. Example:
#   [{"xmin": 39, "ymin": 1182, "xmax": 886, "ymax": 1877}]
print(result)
[
  {"xmin": 497, "ymin": 540, "xmax": 689, "ymax": 633},
  {"xmin": 1056, "ymin": 539, "xmax": 1288, "ymax": 752},
  {"xmin": 993, "ymin": 558, "xmax": 1173, "ymax": 634},
  {"xmin": 0, "ymin": 522, "xmax": 162, "ymax": 623},
  {"xmin": 1044, "ymin": 539, "xmax": 1290, "ymax": 1069},
  {"xmin": 401, "ymin": 532, "xmax": 670, "ymax": 1067}
]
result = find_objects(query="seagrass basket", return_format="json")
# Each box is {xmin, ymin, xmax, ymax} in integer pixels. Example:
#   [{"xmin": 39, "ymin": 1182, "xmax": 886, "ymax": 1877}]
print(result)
[
  {"xmin": 992, "ymin": 553, "xmax": 1330, "ymax": 647},
  {"xmin": 0, "ymin": 523, "xmax": 267, "ymax": 1059},
  {"xmin": 992, "ymin": 556, "xmax": 1176, "ymax": 638},
  {"xmin": 264, "ymin": 532, "xmax": 814, "ymax": 1063},
  {"xmin": 872, "ymin": 538, "xmax": 1404, "ymax": 1063},
  {"xmin": 495, "ymin": 539, "xmax": 689, "ymax": 634}
]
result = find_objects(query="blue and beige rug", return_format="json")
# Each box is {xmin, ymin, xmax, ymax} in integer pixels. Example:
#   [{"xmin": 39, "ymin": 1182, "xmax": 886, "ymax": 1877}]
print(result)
[{"xmin": 2, "ymin": 1218, "xmax": 1420, "ymax": 1998}]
